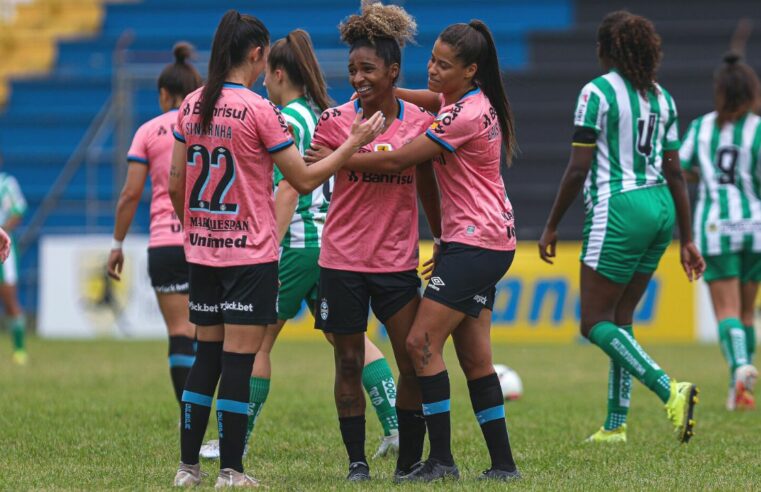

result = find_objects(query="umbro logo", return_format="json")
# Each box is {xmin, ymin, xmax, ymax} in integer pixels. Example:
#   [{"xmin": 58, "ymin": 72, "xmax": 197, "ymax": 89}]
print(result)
[{"xmin": 427, "ymin": 276, "xmax": 445, "ymax": 292}]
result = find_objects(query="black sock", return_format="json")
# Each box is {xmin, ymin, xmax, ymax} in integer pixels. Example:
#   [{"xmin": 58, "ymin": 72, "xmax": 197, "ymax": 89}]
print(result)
[
  {"xmin": 468, "ymin": 373, "xmax": 516, "ymax": 472},
  {"xmin": 338, "ymin": 415, "xmax": 366, "ymax": 465},
  {"xmin": 396, "ymin": 407, "xmax": 426, "ymax": 472},
  {"xmin": 169, "ymin": 336, "xmax": 196, "ymax": 404},
  {"xmin": 418, "ymin": 370, "xmax": 454, "ymax": 466},
  {"xmin": 180, "ymin": 340, "xmax": 223, "ymax": 465},
  {"xmin": 217, "ymin": 351, "xmax": 256, "ymax": 473}
]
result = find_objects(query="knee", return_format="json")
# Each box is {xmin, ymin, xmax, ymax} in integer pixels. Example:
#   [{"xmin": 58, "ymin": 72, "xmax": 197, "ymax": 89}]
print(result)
[
  {"xmin": 458, "ymin": 352, "xmax": 491, "ymax": 378},
  {"xmin": 335, "ymin": 350, "xmax": 363, "ymax": 380},
  {"xmin": 579, "ymin": 322, "xmax": 595, "ymax": 339},
  {"xmin": 405, "ymin": 333, "xmax": 426, "ymax": 363}
]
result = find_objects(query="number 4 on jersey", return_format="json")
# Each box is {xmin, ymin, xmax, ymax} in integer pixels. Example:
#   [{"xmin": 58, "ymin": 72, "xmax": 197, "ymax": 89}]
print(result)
[
  {"xmin": 636, "ymin": 113, "xmax": 658, "ymax": 157},
  {"xmin": 187, "ymin": 145, "xmax": 239, "ymax": 214}
]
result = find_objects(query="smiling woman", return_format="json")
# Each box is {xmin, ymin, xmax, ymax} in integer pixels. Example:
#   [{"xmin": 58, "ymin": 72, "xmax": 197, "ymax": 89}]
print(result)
[{"xmin": 307, "ymin": 0, "xmax": 443, "ymax": 482}]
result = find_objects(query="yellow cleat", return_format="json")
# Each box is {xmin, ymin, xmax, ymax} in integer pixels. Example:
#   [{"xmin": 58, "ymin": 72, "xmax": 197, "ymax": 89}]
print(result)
[
  {"xmin": 12, "ymin": 350, "xmax": 28, "ymax": 365},
  {"xmin": 664, "ymin": 381, "xmax": 698, "ymax": 443},
  {"xmin": 585, "ymin": 424, "xmax": 627, "ymax": 443}
]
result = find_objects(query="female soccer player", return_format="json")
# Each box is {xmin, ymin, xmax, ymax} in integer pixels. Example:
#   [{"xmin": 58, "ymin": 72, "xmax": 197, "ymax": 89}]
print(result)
[
  {"xmin": 167, "ymin": 10, "xmax": 384, "ymax": 487},
  {"xmin": 310, "ymin": 18, "xmax": 521, "ymax": 482},
  {"xmin": 308, "ymin": 2, "xmax": 443, "ymax": 481},
  {"xmin": 198, "ymin": 28, "xmax": 402, "ymax": 462},
  {"xmin": 107, "ymin": 43, "xmax": 202, "ymax": 406},
  {"xmin": 0, "ymin": 156, "xmax": 27, "ymax": 365},
  {"xmin": 538, "ymin": 11, "xmax": 705, "ymax": 444},
  {"xmin": 680, "ymin": 52, "xmax": 760, "ymax": 410}
]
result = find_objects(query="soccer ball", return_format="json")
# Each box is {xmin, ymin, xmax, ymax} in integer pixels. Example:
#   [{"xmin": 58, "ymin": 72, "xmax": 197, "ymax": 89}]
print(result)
[{"xmin": 493, "ymin": 364, "xmax": 523, "ymax": 401}]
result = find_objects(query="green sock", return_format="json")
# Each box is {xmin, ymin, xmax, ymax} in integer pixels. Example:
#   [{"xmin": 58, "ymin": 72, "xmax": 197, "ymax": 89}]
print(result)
[
  {"xmin": 744, "ymin": 325, "xmax": 756, "ymax": 364},
  {"xmin": 362, "ymin": 358, "xmax": 398, "ymax": 436},
  {"xmin": 718, "ymin": 318, "xmax": 749, "ymax": 372},
  {"xmin": 10, "ymin": 315, "xmax": 25, "ymax": 351},
  {"xmin": 588, "ymin": 321, "xmax": 671, "ymax": 404},
  {"xmin": 604, "ymin": 324, "xmax": 633, "ymax": 430},
  {"xmin": 244, "ymin": 377, "xmax": 270, "ymax": 447}
]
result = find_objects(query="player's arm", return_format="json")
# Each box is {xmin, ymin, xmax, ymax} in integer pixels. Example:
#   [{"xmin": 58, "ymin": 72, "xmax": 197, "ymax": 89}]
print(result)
[
  {"xmin": 168, "ymin": 140, "xmax": 187, "ymax": 224},
  {"xmin": 108, "ymin": 162, "xmax": 149, "ymax": 280},
  {"xmin": 394, "ymin": 88, "xmax": 441, "ymax": 114},
  {"xmin": 0, "ymin": 226, "xmax": 10, "ymax": 263},
  {"xmin": 538, "ymin": 127, "xmax": 596, "ymax": 264},
  {"xmin": 1, "ymin": 177, "xmax": 25, "ymax": 232},
  {"xmin": 416, "ymin": 161, "xmax": 442, "ymax": 280},
  {"xmin": 306, "ymin": 131, "xmax": 445, "ymax": 174},
  {"xmin": 275, "ymin": 179, "xmax": 299, "ymax": 244},
  {"xmin": 663, "ymin": 149, "xmax": 705, "ymax": 281},
  {"xmin": 274, "ymin": 110, "xmax": 384, "ymax": 194},
  {"xmin": 416, "ymin": 161, "xmax": 441, "ymax": 239},
  {"xmin": 1, "ymin": 214, "xmax": 21, "ymax": 233}
]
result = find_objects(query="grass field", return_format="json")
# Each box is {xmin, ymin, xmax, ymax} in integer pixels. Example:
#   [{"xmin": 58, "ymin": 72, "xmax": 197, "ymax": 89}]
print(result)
[{"xmin": 1, "ymin": 338, "xmax": 758, "ymax": 490}]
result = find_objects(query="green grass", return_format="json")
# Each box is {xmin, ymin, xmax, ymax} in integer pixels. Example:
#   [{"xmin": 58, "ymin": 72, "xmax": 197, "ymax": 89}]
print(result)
[{"xmin": 0, "ymin": 338, "xmax": 758, "ymax": 490}]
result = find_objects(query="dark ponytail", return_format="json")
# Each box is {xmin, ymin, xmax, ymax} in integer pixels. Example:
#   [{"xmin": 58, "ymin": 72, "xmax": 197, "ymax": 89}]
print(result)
[
  {"xmin": 715, "ymin": 51, "xmax": 761, "ymax": 126},
  {"xmin": 268, "ymin": 29, "xmax": 333, "ymax": 112},
  {"xmin": 439, "ymin": 20, "xmax": 517, "ymax": 163},
  {"xmin": 199, "ymin": 10, "xmax": 270, "ymax": 128},
  {"xmin": 157, "ymin": 42, "xmax": 202, "ymax": 101}
]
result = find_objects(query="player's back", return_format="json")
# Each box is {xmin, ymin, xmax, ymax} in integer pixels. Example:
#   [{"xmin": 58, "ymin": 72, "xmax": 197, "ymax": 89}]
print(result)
[
  {"xmin": 575, "ymin": 70, "xmax": 680, "ymax": 207},
  {"xmin": 174, "ymin": 83, "xmax": 293, "ymax": 266}
]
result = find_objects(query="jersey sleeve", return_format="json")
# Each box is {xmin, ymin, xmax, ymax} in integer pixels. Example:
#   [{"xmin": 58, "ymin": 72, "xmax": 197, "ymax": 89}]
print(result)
[
  {"xmin": 662, "ymin": 90, "xmax": 680, "ymax": 151},
  {"xmin": 312, "ymin": 109, "xmax": 341, "ymax": 150},
  {"xmin": 173, "ymin": 108, "xmax": 186, "ymax": 143},
  {"xmin": 127, "ymin": 123, "xmax": 150, "ymax": 165},
  {"xmin": 679, "ymin": 119, "xmax": 699, "ymax": 170},
  {"xmin": 4, "ymin": 176, "xmax": 26, "ymax": 216},
  {"xmin": 573, "ymin": 82, "xmax": 606, "ymax": 133},
  {"xmin": 255, "ymin": 100, "xmax": 294, "ymax": 153},
  {"xmin": 425, "ymin": 104, "xmax": 479, "ymax": 152}
]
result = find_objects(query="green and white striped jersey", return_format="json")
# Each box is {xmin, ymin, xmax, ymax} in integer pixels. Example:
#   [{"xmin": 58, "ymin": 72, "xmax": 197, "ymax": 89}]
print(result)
[
  {"xmin": 573, "ymin": 69, "xmax": 680, "ymax": 210},
  {"xmin": 680, "ymin": 111, "xmax": 761, "ymax": 255},
  {"xmin": 274, "ymin": 97, "xmax": 331, "ymax": 248},
  {"xmin": 0, "ymin": 173, "xmax": 26, "ymax": 225}
]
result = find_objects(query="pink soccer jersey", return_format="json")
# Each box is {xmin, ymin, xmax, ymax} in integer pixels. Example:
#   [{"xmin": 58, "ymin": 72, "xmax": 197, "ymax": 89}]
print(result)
[
  {"xmin": 174, "ymin": 83, "xmax": 293, "ymax": 266},
  {"xmin": 425, "ymin": 88, "xmax": 516, "ymax": 251},
  {"xmin": 313, "ymin": 99, "xmax": 434, "ymax": 272},
  {"xmin": 127, "ymin": 109, "xmax": 184, "ymax": 248}
]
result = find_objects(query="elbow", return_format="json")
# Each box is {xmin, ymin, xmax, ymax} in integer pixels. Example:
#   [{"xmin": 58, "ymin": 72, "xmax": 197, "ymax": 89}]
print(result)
[
  {"xmin": 120, "ymin": 188, "xmax": 142, "ymax": 205},
  {"xmin": 291, "ymin": 182, "xmax": 312, "ymax": 195}
]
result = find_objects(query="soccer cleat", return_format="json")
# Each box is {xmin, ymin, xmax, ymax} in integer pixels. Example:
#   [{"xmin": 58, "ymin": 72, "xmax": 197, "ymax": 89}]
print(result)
[
  {"xmin": 200, "ymin": 439, "xmax": 220, "ymax": 460},
  {"xmin": 664, "ymin": 381, "xmax": 699, "ymax": 443},
  {"xmin": 393, "ymin": 461, "xmax": 423, "ymax": 483},
  {"xmin": 346, "ymin": 461, "xmax": 370, "ymax": 481},
  {"xmin": 173, "ymin": 462, "xmax": 204, "ymax": 487},
  {"xmin": 372, "ymin": 432, "xmax": 399, "ymax": 458},
  {"xmin": 395, "ymin": 458, "xmax": 459, "ymax": 482},
  {"xmin": 214, "ymin": 468, "xmax": 259, "ymax": 488},
  {"xmin": 12, "ymin": 350, "xmax": 27, "ymax": 365},
  {"xmin": 585, "ymin": 424, "xmax": 627, "ymax": 443},
  {"xmin": 478, "ymin": 468, "xmax": 522, "ymax": 481},
  {"xmin": 734, "ymin": 365, "xmax": 758, "ymax": 411}
]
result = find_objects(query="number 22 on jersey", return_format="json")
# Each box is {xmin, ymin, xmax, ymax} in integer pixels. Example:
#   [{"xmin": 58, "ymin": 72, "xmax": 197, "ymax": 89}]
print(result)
[{"xmin": 187, "ymin": 144, "xmax": 238, "ymax": 214}]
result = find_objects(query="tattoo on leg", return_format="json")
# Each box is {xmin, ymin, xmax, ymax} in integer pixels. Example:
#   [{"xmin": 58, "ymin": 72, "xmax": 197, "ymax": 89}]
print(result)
[
  {"xmin": 422, "ymin": 332, "xmax": 432, "ymax": 367},
  {"xmin": 337, "ymin": 394, "xmax": 362, "ymax": 412}
]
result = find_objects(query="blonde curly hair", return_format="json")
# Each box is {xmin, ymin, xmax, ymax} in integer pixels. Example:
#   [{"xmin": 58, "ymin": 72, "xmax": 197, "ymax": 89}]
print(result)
[{"xmin": 339, "ymin": 0, "xmax": 417, "ymax": 47}]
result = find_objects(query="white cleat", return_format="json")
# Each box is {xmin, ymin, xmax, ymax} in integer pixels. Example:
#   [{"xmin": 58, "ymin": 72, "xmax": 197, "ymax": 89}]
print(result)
[
  {"xmin": 200, "ymin": 439, "xmax": 220, "ymax": 460},
  {"xmin": 173, "ymin": 462, "xmax": 204, "ymax": 487},
  {"xmin": 215, "ymin": 468, "xmax": 259, "ymax": 488},
  {"xmin": 372, "ymin": 432, "xmax": 399, "ymax": 459}
]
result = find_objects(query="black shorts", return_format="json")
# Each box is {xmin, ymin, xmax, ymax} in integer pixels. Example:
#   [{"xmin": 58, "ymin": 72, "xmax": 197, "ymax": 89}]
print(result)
[
  {"xmin": 147, "ymin": 246, "xmax": 189, "ymax": 294},
  {"xmin": 423, "ymin": 242, "xmax": 514, "ymax": 318},
  {"xmin": 188, "ymin": 261, "xmax": 278, "ymax": 326},
  {"xmin": 315, "ymin": 267, "xmax": 421, "ymax": 334}
]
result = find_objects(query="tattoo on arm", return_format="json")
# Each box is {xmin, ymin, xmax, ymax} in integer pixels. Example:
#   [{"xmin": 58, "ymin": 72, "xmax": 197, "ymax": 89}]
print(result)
[{"xmin": 169, "ymin": 165, "xmax": 181, "ymax": 178}]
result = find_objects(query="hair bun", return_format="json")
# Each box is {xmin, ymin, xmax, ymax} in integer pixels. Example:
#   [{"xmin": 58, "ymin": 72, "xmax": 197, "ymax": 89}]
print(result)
[
  {"xmin": 723, "ymin": 51, "xmax": 742, "ymax": 65},
  {"xmin": 173, "ymin": 42, "xmax": 194, "ymax": 64}
]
